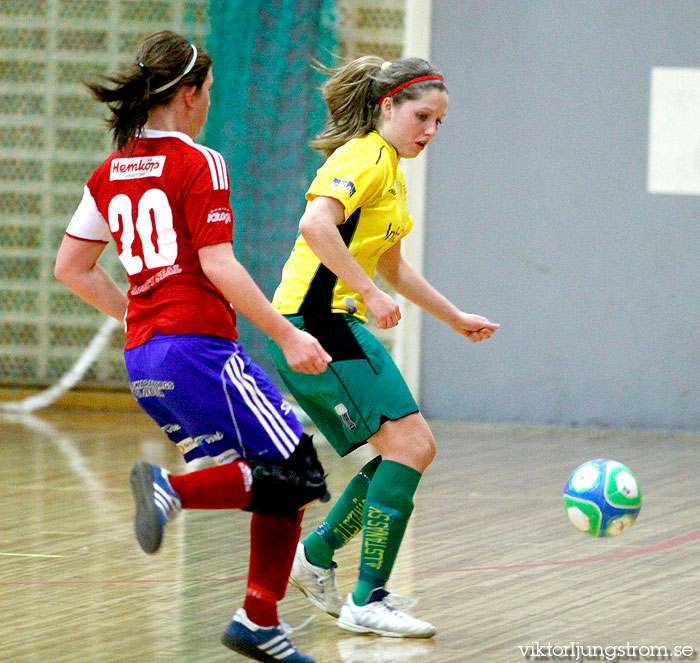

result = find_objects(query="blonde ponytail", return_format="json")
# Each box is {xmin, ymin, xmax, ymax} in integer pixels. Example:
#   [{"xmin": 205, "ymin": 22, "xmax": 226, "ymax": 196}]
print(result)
[
  {"xmin": 311, "ymin": 56, "xmax": 446, "ymax": 157},
  {"xmin": 311, "ymin": 56, "xmax": 385, "ymax": 157}
]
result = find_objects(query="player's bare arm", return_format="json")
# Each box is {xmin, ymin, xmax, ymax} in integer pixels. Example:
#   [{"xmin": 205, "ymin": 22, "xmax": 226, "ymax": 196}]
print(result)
[
  {"xmin": 55, "ymin": 235, "xmax": 128, "ymax": 321},
  {"xmin": 198, "ymin": 242, "xmax": 330, "ymax": 374},
  {"xmin": 300, "ymin": 196, "xmax": 401, "ymax": 329},
  {"xmin": 376, "ymin": 241, "xmax": 499, "ymax": 342}
]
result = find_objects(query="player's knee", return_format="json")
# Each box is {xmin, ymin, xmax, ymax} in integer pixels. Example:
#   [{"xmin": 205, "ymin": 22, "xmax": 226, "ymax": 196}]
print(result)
[
  {"xmin": 244, "ymin": 433, "xmax": 330, "ymax": 518},
  {"xmin": 400, "ymin": 417, "xmax": 435, "ymax": 471},
  {"xmin": 372, "ymin": 416, "xmax": 436, "ymax": 472},
  {"xmin": 412, "ymin": 432, "xmax": 436, "ymax": 471},
  {"xmin": 386, "ymin": 431, "xmax": 435, "ymax": 472}
]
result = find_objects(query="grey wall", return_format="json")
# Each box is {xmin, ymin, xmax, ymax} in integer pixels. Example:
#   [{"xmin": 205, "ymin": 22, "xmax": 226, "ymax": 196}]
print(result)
[{"xmin": 422, "ymin": 2, "xmax": 699, "ymax": 430}]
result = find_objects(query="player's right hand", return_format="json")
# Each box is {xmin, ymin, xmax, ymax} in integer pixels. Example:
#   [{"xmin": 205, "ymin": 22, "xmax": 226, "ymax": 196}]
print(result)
[
  {"xmin": 283, "ymin": 329, "xmax": 332, "ymax": 374},
  {"xmin": 365, "ymin": 287, "xmax": 401, "ymax": 329},
  {"xmin": 451, "ymin": 312, "xmax": 500, "ymax": 343}
]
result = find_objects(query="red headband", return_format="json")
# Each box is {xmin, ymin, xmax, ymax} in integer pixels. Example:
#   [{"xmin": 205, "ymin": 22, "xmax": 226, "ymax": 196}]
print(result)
[{"xmin": 377, "ymin": 75, "xmax": 444, "ymax": 105}]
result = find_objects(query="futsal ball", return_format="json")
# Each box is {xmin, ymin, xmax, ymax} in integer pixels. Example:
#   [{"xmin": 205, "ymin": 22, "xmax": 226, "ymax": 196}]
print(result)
[{"xmin": 563, "ymin": 459, "xmax": 641, "ymax": 537}]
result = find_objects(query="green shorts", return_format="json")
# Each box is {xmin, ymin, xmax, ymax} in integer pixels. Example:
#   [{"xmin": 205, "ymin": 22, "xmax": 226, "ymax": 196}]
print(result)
[{"xmin": 267, "ymin": 314, "xmax": 419, "ymax": 457}]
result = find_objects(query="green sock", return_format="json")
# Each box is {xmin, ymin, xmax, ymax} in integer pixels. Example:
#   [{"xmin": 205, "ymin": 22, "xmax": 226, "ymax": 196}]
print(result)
[
  {"xmin": 303, "ymin": 456, "xmax": 382, "ymax": 568},
  {"xmin": 353, "ymin": 460, "xmax": 421, "ymax": 606}
]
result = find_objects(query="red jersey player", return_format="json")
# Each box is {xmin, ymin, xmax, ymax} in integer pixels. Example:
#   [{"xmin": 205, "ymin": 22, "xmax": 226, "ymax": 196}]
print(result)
[
  {"xmin": 55, "ymin": 30, "xmax": 330, "ymax": 663},
  {"xmin": 69, "ymin": 129, "xmax": 238, "ymax": 348}
]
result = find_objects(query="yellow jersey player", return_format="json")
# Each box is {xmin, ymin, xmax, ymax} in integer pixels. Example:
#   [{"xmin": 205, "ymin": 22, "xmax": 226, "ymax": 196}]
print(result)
[{"xmin": 269, "ymin": 55, "xmax": 499, "ymax": 638}]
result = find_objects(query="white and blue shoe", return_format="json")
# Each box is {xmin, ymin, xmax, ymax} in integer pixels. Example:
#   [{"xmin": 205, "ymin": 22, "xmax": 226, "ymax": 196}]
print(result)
[
  {"xmin": 221, "ymin": 608, "xmax": 314, "ymax": 663},
  {"xmin": 129, "ymin": 461, "xmax": 181, "ymax": 554}
]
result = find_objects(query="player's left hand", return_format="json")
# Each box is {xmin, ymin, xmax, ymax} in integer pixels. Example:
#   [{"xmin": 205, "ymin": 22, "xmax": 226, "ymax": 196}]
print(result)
[{"xmin": 451, "ymin": 313, "xmax": 499, "ymax": 343}]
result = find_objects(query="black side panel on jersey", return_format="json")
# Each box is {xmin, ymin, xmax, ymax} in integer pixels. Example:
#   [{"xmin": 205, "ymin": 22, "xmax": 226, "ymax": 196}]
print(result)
[
  {"xmin": 297, "ymin": 207, "xmax": 361, "ymax": 315},
  {"xmin": 302, "ymin": 313, "xmax": 366, "ymax": 362}
]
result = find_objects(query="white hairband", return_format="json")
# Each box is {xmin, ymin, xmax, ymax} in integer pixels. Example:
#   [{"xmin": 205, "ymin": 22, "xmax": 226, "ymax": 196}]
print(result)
[{"xmin": 151, "ymin": 44, "xmax": 198, "ymax": 94}]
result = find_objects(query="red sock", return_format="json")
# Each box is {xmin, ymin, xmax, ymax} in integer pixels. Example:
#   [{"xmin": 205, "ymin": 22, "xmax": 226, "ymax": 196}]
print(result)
[
  {"xmin": 243, "ymin": 510, "xmax": 304, "ymax": 627},
  {"xmin": 168, "ymin": 460, "xmax": 252, "ymax": 509}
]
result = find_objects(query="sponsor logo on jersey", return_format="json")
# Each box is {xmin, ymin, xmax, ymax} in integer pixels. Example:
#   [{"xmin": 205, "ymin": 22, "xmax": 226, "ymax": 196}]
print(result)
[
  {"xmin": 388, "ymin": 180, "xmax": 402, "ymax": 196},
  {"xmin": 330, "ymin": 177, "xmax": 356, "ymax": 196},
  {"xmin": 110, "ymin": 155, "xmax": 166, "ymax": 180},
  {"xmin": 161, "ymin": 423, "xmax": 182, "ymax": 434},
  {"xmin": 384, "ymin": 223, "xmax": 402, "ymax": 243},
  {"xmin": 206, "ymin": 207, "xmax": 232, "ymax": 224},
  {"xmin": 130, "ymin": 264, "xmax": 182, "ymax": 296},
  {"xmin": 130, "ymin": 379, "xmax": 174, "ymax": 398}
]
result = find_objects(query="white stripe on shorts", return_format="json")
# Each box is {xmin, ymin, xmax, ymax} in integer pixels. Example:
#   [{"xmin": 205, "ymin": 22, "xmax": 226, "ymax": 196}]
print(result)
[
  {"xmin": 223, "ymin": 352, "xmax": 298, "ymax": 458},
  {"xmin": 227, "ymin": 351, "xmax": 298, "ymax": 455}
]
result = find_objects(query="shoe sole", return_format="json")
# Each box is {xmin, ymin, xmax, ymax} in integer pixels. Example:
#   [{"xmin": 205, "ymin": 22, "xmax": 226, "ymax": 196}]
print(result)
[
  {"xmin": 289, "ymin": 573, "xmax": 341, "ymax": 618},
  {"xmin": 221, "ymin": 632, "xmax": 289, "ymax": 663},
  {"xmin": 336, "ymin": 616, "xmax": 436, "ymax": 639},
  {"xmin": 129, "ymin": 461, "xmax": 162, "ymax": 554}
]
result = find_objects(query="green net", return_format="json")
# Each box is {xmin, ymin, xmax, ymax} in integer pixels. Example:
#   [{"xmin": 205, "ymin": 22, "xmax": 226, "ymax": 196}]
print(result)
[
  {"xmin": 0, "ymin": 0, "xmax": 407, "ymax": 394},
  {"xmin": 0, "ymin": 0, "xmax": 210, "ymax": 390},
  {"xmin": 205, "ymin": 0, "xmax": 337, "ymax": 377}
]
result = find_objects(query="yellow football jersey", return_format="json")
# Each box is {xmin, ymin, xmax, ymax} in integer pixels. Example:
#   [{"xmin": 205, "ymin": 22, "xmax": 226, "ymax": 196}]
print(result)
[{"xmin": 272, "ymin": 131, "xmax": 413, "ymax": 321}]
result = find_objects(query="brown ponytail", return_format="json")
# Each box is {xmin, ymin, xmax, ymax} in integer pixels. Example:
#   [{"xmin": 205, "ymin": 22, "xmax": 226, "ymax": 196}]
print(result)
[{"xmin": 84, "ymin": 30, "xmax": 212, "ymax": 151}]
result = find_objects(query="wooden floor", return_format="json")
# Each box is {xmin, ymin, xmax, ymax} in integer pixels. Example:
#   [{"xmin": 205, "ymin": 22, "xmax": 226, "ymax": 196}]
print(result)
[{"xmin": 2, "ymin": 408, "xmax": 699, "ymax": 663}]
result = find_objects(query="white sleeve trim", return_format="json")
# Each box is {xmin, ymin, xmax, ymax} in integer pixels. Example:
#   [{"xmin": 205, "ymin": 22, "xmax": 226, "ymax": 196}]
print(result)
[{"xmin": 65, "ymin": 186, "xmax": 110, "ymax": 242}]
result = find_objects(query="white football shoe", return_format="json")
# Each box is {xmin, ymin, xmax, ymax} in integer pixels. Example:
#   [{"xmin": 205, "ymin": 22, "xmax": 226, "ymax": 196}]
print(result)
[
  {"xmin": 289, "ymin": 542, "xmax": 344, "ymax": 617},
  {"xmin": 336, "ymin": 591, "xmax": 436, "ymax": 638}
]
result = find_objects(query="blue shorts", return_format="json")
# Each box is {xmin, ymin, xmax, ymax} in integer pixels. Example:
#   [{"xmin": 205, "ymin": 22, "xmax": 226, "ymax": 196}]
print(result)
[{"xmin": 124, "ymin": 334, "xmax": 302, "ymax": 464}]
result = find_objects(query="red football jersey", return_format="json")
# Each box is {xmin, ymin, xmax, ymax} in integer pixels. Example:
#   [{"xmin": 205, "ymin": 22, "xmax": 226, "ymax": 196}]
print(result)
[{"xmin": 66, "ymin": 129, "xmax": 238, "ymax": 349}]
